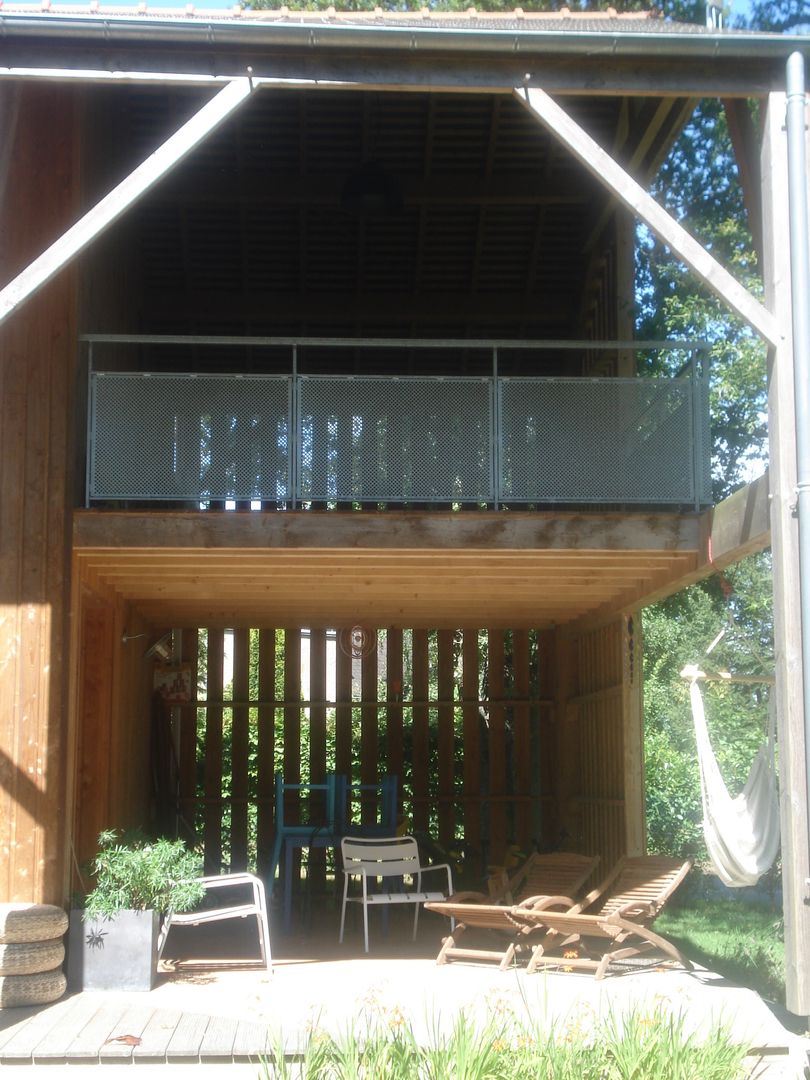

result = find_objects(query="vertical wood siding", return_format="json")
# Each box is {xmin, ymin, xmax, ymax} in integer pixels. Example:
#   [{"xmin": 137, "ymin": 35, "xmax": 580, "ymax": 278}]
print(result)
[
  {"xmin": 0, "ymin": 84, "xmax": 78, "ymax": 903},
  {"xmin": 569, "ymin": 619, "xmax": 630, "ymax": 871}
]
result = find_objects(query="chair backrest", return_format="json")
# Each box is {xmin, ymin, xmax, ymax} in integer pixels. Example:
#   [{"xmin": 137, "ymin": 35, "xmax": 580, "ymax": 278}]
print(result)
[
  {"xmin": 275, "ymin": 773, "xmax": 339, "ymax": 833},
  {"xmin": 507, "ymin": 852, "xmax": 600, "ymax": 904},
  {"xmin": 336, "ymin": 775, "xmax": 398, "ymax": 836},
  {"xmin": 341, "ymin": 835, "xmax": 420, "ymax": 879},
  {"xmin": 589, "ymin": 856, "xmax": 691, "ymax": 921}
]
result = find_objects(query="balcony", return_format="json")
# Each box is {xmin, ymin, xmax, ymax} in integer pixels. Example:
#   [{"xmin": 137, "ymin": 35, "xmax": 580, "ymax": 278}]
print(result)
[{"xmin": 85, "ymin": 335, "xmax": 711, "ymax": 511}]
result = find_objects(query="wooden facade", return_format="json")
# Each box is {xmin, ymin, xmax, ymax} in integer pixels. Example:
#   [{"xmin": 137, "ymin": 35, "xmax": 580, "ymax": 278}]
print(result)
[{"xmin": 0, "ymin": 6, "xmax": 806, "ymax": 1008}]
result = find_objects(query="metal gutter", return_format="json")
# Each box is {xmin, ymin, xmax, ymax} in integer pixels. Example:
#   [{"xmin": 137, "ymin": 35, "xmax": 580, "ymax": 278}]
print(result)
[
  {"xmin": 0, "ymin": 12, "xmax": 807, "ymax": 61},
  {"xmin": 786, "ymin": 51, "xmax": 810, "ymax": 869}
]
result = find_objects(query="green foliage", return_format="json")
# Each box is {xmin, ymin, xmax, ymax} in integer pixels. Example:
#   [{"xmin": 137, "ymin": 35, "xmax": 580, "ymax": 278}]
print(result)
[
  {"xmin": 82, "ymin": 829, "xmax": 206, "ymax": 917},
  {"xmin": 260, "ymin": 1004, "xmax": 753, "ymax": 1079},
  {"xmin": 643, "ymin": 552, "xmax": 774, "ymax": 860},
  {"xmin": 657, "ymin": 898, "xmax": 785, "ymax": 1004}
]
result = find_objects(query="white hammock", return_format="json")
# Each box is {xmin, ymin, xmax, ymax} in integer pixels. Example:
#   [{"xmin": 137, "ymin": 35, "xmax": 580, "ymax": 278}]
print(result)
[{"xmin": 683, "ymin": 666, "xmax": 780, "ymax": 887}]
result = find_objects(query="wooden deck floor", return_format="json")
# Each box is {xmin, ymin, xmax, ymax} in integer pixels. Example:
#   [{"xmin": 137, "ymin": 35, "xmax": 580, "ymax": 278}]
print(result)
[{"xmin": 0, "ymin": 914, "xmax": 806, "ymax": 1075}]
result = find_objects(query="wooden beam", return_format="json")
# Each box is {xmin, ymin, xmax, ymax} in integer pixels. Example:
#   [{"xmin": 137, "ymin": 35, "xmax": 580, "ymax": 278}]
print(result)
[
  {"xmin": 514, "ymin": 85, "xmax": 779, "ymax": 346},
  {"xmin": 723, "ymin": 98, "xmax": 764, "ymax": 265},
  {"xmin": 74, "ymin": 509, "xmax": 701, "ymax": 553},
  {"xmin": 0, "ymin": 79, "xmax": 253, "ymax": 326},
  {"xmin": 1, "ymin": 50, "xmax": 782, "ymax": 97}
]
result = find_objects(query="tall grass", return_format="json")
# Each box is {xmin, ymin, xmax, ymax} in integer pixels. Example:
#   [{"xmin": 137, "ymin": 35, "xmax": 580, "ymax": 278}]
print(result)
[{"xmin": 260, "ymin": 1003, "xmax": 755, "ymax": 1079}]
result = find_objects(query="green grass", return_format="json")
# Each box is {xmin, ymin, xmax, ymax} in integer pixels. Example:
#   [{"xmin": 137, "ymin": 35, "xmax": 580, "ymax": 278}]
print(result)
[{"xmin": 656, "ymin": 899, "xmax": 785, "ymax": 1004}]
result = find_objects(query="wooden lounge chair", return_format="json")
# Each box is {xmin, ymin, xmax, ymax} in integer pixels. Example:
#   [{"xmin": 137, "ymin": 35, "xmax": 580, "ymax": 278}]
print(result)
[
  {"xmin": 509, "ymin": 854, "xmax": 693, "ymax": 978},
  {"xmin": 425, "ymin": 851, "xmax": 600, "ymax": 969}
]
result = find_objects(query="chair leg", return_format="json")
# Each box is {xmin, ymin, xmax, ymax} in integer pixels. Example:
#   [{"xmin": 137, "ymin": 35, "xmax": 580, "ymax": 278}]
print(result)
[
  {"xmin": 339, "ymin": 879, "xmax": 349, "ymax": 944},
  {"xmin": 362, "ymin": 902, "xmax": 369, "ymax": 953},
  {"xmin": 412, "ymin": 901, "xmax": 419, "ymax": 941},
  {"xmin": 436, "ymin": 922, "xmax": 467, "ymax": 964}
]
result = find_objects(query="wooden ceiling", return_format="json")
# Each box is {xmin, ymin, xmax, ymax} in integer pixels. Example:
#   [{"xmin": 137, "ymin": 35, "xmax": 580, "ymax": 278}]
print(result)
[
  {"xmin": 74, "ymin": 510, "xmax": 701, "ymax": 630},
  {"xmin": 86, "ymin": 84, "xmax": 693, "ymax": 353}
]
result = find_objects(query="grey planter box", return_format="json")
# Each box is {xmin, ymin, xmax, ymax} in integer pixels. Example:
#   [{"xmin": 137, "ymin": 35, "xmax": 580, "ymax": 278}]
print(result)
[{"xmin": 67, "ymin": 909, "xmax": 159, "ymax": 991}]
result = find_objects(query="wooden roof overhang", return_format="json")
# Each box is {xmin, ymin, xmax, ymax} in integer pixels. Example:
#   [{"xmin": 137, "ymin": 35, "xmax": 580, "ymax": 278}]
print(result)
[{"xmin": 72, "ymin": 476, "xmax": 770, "ymax": 629}]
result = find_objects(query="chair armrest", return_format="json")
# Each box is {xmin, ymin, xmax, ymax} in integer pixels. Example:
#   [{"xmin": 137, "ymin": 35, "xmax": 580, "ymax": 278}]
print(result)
[
  {"xmin": 197, "ymin": 873, "xmax": 260, "ymax": 891},
  {"xmin": 611, "ymin": 899, "xmax": 657, "ymax": 921},
  {"xmin": 418, "ymin": 862, "xmax": 453, "ymax": 895},
  {"xmin": 517, "ymin": 894, "xmax": 576, "ymax": 912}
]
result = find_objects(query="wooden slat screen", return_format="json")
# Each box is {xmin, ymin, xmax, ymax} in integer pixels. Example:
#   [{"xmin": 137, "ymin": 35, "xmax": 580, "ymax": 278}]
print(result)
[
  {"xmin": 572, "ymin": 620, "xmax": 627, "ymax": 871},
  {"xmin": 179, "ymin": 626, "xmax": 554, "ymax": 887}
]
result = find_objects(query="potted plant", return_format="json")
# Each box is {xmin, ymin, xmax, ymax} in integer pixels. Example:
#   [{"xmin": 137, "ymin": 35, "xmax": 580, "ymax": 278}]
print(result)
[{"xmin": 67, "ymin": 829, "xmax": 206, "ymax": 991}]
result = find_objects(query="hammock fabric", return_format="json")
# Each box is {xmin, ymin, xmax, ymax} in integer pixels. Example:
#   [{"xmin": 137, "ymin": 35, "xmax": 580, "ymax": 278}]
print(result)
[{"xmin": 686, "ymin": 671, "xmax": 780, "ymax": 887}]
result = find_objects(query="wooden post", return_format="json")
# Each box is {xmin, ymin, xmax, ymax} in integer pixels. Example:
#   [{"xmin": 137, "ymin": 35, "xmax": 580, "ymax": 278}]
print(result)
[
  {"xmin": 203, "ymin": 629, "xmax": 224, "ymax": 875},
  {"xmin": 761, "ymin": 89, "xmax": 810, "ymax": 1016},
  {"xmin": 256, "ymin": 629, "xmax": 276, "ymax": 881},
  {"xmin": 0, "ymin": 84, "xmax": 78, "ymax": 903},
  {"xmin": 622, "ymin": 613, "xmax": 645, "ymax": 857}
]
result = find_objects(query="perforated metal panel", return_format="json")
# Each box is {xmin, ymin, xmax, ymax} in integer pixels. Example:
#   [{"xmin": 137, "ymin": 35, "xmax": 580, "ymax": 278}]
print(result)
[
  {"xmin": 90, "ymin": 373, "xmax": 291, "ymax": 501},
  {"xmin": 89, "ymin": 369, "xmax": 710, "ymax": 507},
  {"xmin": 298, "ymin": 376, "xmax": 493, "ymax": 502},
  {"xmin": 498, "ymin": 376, "xmax": 708, "ymax": 505}
]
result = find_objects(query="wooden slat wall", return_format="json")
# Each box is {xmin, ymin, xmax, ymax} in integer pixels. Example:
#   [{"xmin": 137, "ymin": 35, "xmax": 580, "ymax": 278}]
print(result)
[
  {"xmin": 175, "ymin": 625, "xmax": 560, "ymax": 890},
  {"xmin": 571, "ymin": 619, "xmax": 628, "ymax": 872}
]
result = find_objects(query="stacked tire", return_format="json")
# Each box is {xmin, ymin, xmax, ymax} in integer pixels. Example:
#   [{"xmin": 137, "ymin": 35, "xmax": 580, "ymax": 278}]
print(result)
[{"xmin": 0, "ymin": 904, "xmax": 68, "ymax": 1008}]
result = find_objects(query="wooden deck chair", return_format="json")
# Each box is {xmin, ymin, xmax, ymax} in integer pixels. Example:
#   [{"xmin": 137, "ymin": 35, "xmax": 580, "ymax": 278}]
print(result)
[
  {"xmin": 425, "ymin": 852, "xmax": 599, "ymax": 969},
  {"xmin": 510, "ymin": 854, "xmax": 692, "ymax": 978}
]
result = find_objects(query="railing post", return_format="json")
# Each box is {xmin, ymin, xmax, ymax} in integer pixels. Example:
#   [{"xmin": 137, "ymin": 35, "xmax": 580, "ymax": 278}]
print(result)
[
  {"xmin": 291, "ymin": 344, "xmax": 298, "ymax": 509},
  {"xmin": 85, "ymin": 341, "xmax": 94, "ymax": 509},
  {"xmin": 492, "ymin": 347, "xmax": 500, "ymax": 509},
  {"xmin": 689, "ymin": 349, "xmax": 701, "ymax": 511}
]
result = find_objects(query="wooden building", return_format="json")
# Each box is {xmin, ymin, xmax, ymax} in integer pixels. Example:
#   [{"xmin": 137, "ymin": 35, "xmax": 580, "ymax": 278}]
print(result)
[{"xmin": 1, "ymin": 4, "xmax": 809, "ymax": 1009}]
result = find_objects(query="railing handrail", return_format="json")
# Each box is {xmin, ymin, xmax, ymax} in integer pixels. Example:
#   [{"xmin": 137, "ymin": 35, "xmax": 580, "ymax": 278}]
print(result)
[{"xmin": 80, "ymin": 332, "xmax": 709, "ymax": 353}]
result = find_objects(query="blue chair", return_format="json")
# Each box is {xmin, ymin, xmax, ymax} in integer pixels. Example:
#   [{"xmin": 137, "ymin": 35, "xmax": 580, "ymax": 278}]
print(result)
[
  {"xmin": 337, "ymin": 774, "xmax": 398, "ymax": 838},
  {"xmin": 269, "ymin": 773, "xmax": 342, "ymax": 930}
]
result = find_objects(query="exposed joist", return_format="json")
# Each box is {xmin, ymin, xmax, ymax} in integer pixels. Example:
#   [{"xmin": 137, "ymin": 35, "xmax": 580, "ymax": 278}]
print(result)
[
  {"xmin": 154, "ymin": 172, "xmax": 594, "ymax": 207},
  {"xmin": 514, "ymin": 84, "xmax": 779, "ymax": 346}
]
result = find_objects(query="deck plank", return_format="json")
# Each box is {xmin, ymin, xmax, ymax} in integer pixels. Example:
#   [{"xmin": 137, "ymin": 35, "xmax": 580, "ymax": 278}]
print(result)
[
  {"xmin": 0, "ymin": 1005, "xmax": 42, "ymax": 1049},
  {"xmin": 165, "ymin": 1010, "xmax": 211, "ymax": 1060},
  {"xmin": 98, "ymin": 1004, "xmax": 156, "ymax": 1061},
  {"xmin": 133, "ymin": 1007, "xmax": 183, "ymax": 1061},
  {"xmin": 199, "ymin": 1013, "xmax": 238, "ymax": 1060},
  {"xmin": 232, "ymin": 1019, "xmax": 272, "ymax": 1061},
  {"xmin": 63, "ymin": 1001, "xmax": 129, "ymax": 1061},
  {"xmin": 0, "ymin": 995, "xmax": 91, "ymax": 1060}
]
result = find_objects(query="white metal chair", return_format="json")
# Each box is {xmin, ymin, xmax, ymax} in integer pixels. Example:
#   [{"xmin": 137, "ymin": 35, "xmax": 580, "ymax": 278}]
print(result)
[
  {"xmin": 158, "ymin": 872, "xmax": 271, "ymax": 970},
  {"xmin": 339, "ymin": 835, "xmax": 453, "ymax": 953}
]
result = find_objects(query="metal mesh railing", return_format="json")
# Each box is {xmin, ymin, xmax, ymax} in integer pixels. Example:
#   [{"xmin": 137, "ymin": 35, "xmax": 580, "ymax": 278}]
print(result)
[
  {"xmin": 89, "ymin": 373, "xmax": 291, "ymax": 501},
  {"xmin": 87, "ymin": 343, "xmax": 711, "ymax": 508},
  {"xmin": 298, "ymin": 376, "xmax": 493, "ymax": 503},
  {"xmin": 498, "ymin": 376, "xmax": 711, "ymax": 505}
]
